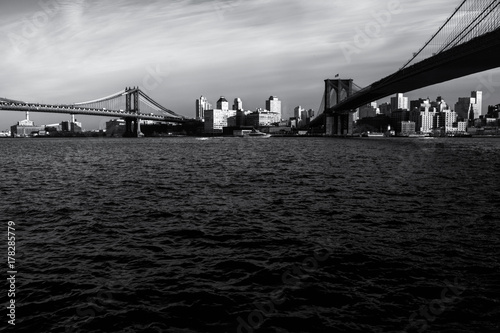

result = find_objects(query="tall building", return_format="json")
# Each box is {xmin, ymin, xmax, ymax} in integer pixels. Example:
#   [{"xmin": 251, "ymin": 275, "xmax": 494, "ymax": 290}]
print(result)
[
  {"xmin": 204, "ymin": 108, "xmax": 236, "ymax": 133},
  {"xmin": 196, "ymin": 96, "xmax": 212, "ymax": 121},
  {"xmin": 433, "ymin": 96, "xmax": 449, "ymax": 112},
  {"xmin": 358, "ymin": 102, "xmax": 378, "ymax": 119},
  {"xmin": 410, "ymin": 98, "xmax": 426, "ymax": 112},
  {"xmin": 438, "ymin": 109, "xmax": 458, "ymax": 132},
  {"xmin": 390, "ymin": 93, "xmax": 409, "ymax": 111},
  {"xmin": 233, "ymin": 98, "xmax": 243, "ymax": 111},
  {"xmin": 390, "ymin": 110, "xmax": 409, "ymax": 134},
  {"xmin": 203, "ymin": 96, "xmax": 235, "ymax": 133},
  {"xmin": 294, "ymin": 106, "xmax": 304, "ymax": 119},
  {"xmin": 409, "ymin": 98, "xmax": 438, "ymax": 133},
  {"xmin": 216, "ymin": 96, "xmax": 229, "ymax": 111},
  {"xmin": 266, "ymin": 96, "xmax": 281, "ymax": 120},
  {"xmin": 379, "ymin": 102, "xmax": 392, "ymax": 116},
  {"xmin": 454, "ymin": 91, "xmax": 482, "ymax": 120},
  {"xmin": 471, "ymin": 91, "xmax": 483, "ymax": 118}
]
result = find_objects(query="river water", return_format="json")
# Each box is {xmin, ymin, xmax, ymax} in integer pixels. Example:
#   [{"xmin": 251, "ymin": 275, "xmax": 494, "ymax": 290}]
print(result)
[{"xmin": 1, "ymin": 136, "xmax": 499, "ymax": 332}]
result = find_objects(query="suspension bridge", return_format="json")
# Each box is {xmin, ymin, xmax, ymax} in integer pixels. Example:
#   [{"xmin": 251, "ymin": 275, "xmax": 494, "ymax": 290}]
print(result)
[
  {"xmin": 314, "ymin": 0, "xmax": 500, "ymax": 135},
  {"xmin": 0, "ymin": 87, "xmax": 184, "ymax": 137}
]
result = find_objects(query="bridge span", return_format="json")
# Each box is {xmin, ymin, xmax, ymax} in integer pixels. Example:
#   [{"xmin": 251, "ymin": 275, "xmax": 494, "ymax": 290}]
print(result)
[{"xmin": 0, "ymin": 87, "xmax": 184, "ymax": 137}]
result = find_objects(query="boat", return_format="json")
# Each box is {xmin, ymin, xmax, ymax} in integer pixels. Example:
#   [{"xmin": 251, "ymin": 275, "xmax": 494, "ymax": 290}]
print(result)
[
  {"xmin": 233, "ymin": 128, "xmax": 272, "ymax": 138},
  {"xmin": 247, "ymin": 129, "xmax": 271, "ymax": 138}
]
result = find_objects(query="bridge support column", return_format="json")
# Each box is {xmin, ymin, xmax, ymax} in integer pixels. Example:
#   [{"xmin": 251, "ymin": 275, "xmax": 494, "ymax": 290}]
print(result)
[
  {"xmin": 132, "ymin": 119, "xmax": 143, "ymax": 137},
  {"xmin": 326, "ymin": 116, "xmax": 334, "ymax": 136},
  {"xmin": 325, "ymin": 113, "xmax": 354, "ymax": 136},
  {"xmin": 136, "ymin": 118, "xmax": 143, "ymax": 137},
  {"xmin": 324, "ymin": 78, "xmax": 355, "ymax": 136},
  {"xmin": 124, "ymin": 87, "xmax": 142, "ymax": 137},
  {"xmin": 124, "ymin": 118, "xmax": 137, "ymax": 137}
]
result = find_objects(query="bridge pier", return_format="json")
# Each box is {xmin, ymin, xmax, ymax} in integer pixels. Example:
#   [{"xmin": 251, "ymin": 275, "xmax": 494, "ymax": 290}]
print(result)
[
  {"xmin": 123, "ymin": 117, "xmax": 142, "ymax": 137},
  {"xmin": 323, "ymin": 79, "xmax": 355, "ymax": 136},
  {"xmin": 123, "ymin": 87, "xmax": 143, "ymax": 137},
  {"xmin": 326, "ymin": 113, "xmax": 353, "ymax": 136}
]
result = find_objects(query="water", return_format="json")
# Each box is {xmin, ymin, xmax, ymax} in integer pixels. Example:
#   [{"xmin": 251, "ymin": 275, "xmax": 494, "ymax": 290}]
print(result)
[{"xmin": 1, "ymin": 136, "xmax": 499, "ymax": 333}]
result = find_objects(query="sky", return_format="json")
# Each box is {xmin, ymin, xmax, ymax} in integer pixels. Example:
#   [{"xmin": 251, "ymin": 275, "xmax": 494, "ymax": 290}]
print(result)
[{"xmin": 1, "ymin": 0, "xmax": 499, "ymax": 130}]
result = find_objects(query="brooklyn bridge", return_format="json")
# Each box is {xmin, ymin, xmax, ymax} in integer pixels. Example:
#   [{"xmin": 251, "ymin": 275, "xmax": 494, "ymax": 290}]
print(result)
[{"xmin": 313, "ymin": 0, "xmax": 500, "ymax": 135}]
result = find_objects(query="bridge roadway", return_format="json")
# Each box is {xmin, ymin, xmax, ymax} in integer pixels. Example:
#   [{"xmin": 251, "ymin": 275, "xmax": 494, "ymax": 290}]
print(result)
[
  {"xmin": 0, "ymin": 101, "xmax": 184, "ymax": 123},
  {"xmin": 331, "ymin": 27, "xmax": 500, "ymax": 112}
]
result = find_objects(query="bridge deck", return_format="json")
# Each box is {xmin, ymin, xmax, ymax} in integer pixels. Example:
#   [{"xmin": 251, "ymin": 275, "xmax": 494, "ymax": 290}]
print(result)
[
  {"xmin": 0, "ymin": 102, "xmax": 184, "ymax": 122},
  {"xmin": 332, "ymin": 28, "xmax": 500, "ymax": 112}
]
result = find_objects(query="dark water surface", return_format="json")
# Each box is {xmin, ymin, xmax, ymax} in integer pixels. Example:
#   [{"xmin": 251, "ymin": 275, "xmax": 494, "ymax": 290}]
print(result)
[{"xmin": 1, "ymin": 136, "xmax": 499, "ymax": 333}]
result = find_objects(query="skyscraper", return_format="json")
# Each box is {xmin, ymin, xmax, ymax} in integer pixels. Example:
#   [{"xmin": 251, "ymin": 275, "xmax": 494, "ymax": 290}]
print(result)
[
  {"xmin": 266, "ymin": 96, "xmax": 281, "ymax": 120},
  {"xmin": 196, "ymin": 96, "xmax": 211, "ymax": 121},
  {"xmin": 233, "ymin": 98, "xmax": 243, "ymax": 111},
  {"xmin": 390, "ymin": 93, "xmax": 409, "ymax": 111},
  {"xmin": 294, "ymin": 105, "xmax": 304, "ymax": 119},
  {"xmin": 216, "ymin": 96, "xmax": 229, "ymax": 111},
  {"xmin": 454, "ymin": 91, "xmax": 482, "ymax": 120},
  {"xmin": 471, "ymin": 91, "xmax": 483, "ymax": 118}
]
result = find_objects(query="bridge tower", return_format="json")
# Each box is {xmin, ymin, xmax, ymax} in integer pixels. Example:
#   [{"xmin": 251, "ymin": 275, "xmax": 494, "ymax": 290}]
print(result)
[
  {"xmin": 324, "ymin": 79, "xmax": 355, "ymax": 136},
  {"xmin": 124, "ymin": 87, "xmax": 142, "ymax": 137}
]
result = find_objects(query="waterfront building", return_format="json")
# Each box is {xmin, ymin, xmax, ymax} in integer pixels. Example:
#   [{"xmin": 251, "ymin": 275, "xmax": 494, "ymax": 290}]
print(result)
[
  {"xmin": 390, "ymin": 109, "xmax": 409, "ymax": 134},
  {"xmin": 61, "ymin": 121, "xmax": 82, "ymax": 133},
  {"xmin": 420, "ymin": 110, "xmax": 437, "ymax": 133},
  {"xmin": 229, "ymin": 110, "xmax": 253, "ymax": 128},
  {"xmin": 400, "ymin": 121, "xmax": 416, "ymax": 136},
  {"xmin": 246, "ymin": 109, "xmax": 279, "ymax": 127},
  {"xmin": 106, "ymin": 119, "xmax": 126, "ymax": 136},
  {"xmin": 487, "ymin": 104, "xmax": 500, "ymax": 118},
  {"xmin": 455, "ymin": 121, "xmax": 468, "ymax": 132},
  {"xmin": 10, "ymin": 111, "xmax": 44, "ymax": 137},
  {"xmin": 266, "ymin": 96, "xmax": 281, "ymax": 120},
  {"xmin": 204, "ymin": 108, "xmax": 236, "ymax": 133},
  {"xmin": 196, "ymin": 96, "xmax": 212, "ymax": 121},
  {"xmin": 391, "ymin": 93, "xmax": 409, "ymax": 111}
]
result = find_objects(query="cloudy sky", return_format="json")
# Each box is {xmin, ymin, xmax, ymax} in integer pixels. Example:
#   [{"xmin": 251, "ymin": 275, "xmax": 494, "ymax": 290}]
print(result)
[{"xmin": 1, "ymin": 0, "xmax": 499, "ymax": 130}]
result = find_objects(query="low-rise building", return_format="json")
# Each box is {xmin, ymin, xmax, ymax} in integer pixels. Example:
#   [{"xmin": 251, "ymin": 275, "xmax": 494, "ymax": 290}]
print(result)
[
  {"xmin": 10, "ymin": 112, "xmax": 44, "ymax": 137},
  {"xmin": 106, "ymin": 119, "xmax": 126, "ymax": 136},
  {"xmin": 246, "ymin": 109, "xmax": 280, "ymax": 127},
  {"xmin": 400, "ymin": 121, "xmax": 416, "ymax": 136}
]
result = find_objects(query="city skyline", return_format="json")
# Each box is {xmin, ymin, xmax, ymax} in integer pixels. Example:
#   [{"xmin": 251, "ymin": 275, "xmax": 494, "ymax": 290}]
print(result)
[{"xmin": 1, "ymin": 0, "xmax": 499, "ymax": 130}]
